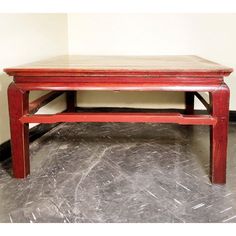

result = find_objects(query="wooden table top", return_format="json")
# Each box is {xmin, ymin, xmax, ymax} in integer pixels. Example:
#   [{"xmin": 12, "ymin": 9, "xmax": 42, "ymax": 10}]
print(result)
[{"xmin": 4, "ymin": 55, "xmax": 233, "ymax": 77}]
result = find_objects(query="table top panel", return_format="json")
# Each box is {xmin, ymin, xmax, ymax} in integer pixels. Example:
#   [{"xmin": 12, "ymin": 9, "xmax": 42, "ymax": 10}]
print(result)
[{"xmin": 4, "ymin": 55, "xmax": 233, "ymax": 77}]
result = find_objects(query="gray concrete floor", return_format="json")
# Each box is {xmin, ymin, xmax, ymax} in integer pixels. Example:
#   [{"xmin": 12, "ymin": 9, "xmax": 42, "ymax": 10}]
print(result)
[{"xmin": 0, "ymin": 122, "xmax": 236, "ymax": 223}]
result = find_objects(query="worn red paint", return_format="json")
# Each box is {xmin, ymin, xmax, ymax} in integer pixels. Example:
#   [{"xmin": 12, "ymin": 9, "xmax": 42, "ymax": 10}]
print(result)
[{"xmin": 4, "ymin": 55, "xmax": 233, "ymax": 183}]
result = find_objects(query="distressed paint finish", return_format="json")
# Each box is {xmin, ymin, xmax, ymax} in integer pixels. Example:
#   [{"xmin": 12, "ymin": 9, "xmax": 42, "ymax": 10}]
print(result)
[
  {"xmin": 5, "ymin": 55, "xmax": 232, "ymax": 77},
  {"xmin": 210, "ymin": 84, "xmax": 230, "ymax": 184},
  {"xmin": 7, "ymin": 83, "xmax": 30, "ymax": 178},
  {"xmin": 4, "ymin": 55, "xmax": 233, "ymax": 183},
  {"xmin": 19, "ymin": 113, "xmax": 217, "ymax": 125}
]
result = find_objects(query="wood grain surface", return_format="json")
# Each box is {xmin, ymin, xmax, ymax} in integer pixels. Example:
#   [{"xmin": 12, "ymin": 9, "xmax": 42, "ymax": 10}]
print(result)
[{"xmin": 4, "ymin": 55, "xmax": 233, "ymax": 77}]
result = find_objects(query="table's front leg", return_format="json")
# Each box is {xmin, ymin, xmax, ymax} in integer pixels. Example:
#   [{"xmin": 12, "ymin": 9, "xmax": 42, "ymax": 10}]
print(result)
[
  {"xmin": 8, "ymin": 83, "xmax": 29, "ymax": 178},
  {"xmin": 210, "ymin": 83, "xmax": 230, "ymax": 184}
]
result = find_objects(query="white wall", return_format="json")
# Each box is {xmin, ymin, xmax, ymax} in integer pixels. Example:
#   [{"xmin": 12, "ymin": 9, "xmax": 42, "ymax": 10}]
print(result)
[
  {"xmin": 68, "ymin": 13, "xmax": 236, "ymax": 110},
  {"xmin": 0, "ymin": 14, "xmax": 68, "ymax": 143}
]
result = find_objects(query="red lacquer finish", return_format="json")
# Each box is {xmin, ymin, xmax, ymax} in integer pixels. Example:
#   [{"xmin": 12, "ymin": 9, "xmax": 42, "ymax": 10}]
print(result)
[
  {"xmin": 19, "ymin": 112, "xmax": 217, "ymax": 125},
  {"xmin": 4, "ymin": 55, "xmax": 233, "ymax": 183},
  {"xmin": 210, "ymin": 84, "xmax": 230, "ymax": 184},
  {"xmin": 8, "ymin": 83, "xmax": 30, "ymax": 178}
]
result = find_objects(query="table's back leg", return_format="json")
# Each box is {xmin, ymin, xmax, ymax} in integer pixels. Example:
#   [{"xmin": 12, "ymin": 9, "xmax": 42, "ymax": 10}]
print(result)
[
  {"xmin": 185, "ymin": 92, "xmax": 194, "ymax": 114},
  {"xmin": 8, "ymin": 83, "xmax": 29, "ymax": 178},
  {"xmin": 66, "ymin": 91, "xmax": 77, "ymax": 112},
  {"xmin": 210, "ymin": 84, "xmax": 230, "ymax": 184}
]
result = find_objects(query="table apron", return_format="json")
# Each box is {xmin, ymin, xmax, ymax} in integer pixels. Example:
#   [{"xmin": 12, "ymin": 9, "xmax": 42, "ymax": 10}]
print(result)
[{"xmin": 14, "ymin": 82, "xmax": 224, "ymax": 92}]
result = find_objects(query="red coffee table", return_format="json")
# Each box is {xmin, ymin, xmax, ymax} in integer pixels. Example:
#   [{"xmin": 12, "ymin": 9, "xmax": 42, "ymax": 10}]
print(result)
[{"xmin": 4, "ymin": 55, "xmax": 233, "ymax": 183}]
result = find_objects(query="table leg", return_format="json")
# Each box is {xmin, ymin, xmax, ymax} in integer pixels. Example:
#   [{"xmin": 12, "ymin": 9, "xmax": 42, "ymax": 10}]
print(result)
[
  {"xmin": 210, "ymin": 84, "xmax": 230, "ymax": 184},
  {"xmin": 66, "ymin": 91, "xmax": 77, "ymax": 112},
  {"xmin": 8, "ymin": 83, "xmax": 29, "ymax": 178},
  {"xmin": 185, "ymin": 92, "xmax": 194, "ymax": 114}
]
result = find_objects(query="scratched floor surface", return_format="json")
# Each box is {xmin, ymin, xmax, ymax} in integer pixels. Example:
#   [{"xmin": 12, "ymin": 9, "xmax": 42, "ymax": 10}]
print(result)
[{"xmin": 0, "ymin": 122, "xmax": 236, "ymax": 223}]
